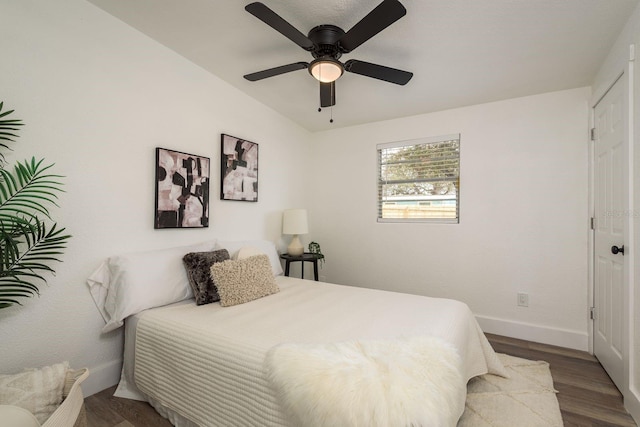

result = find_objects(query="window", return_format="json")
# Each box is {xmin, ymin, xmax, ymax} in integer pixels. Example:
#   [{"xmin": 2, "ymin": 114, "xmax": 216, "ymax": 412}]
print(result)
[{"xmin": 377, "ymin": 134, "xmax": 460, "ymax": 223}]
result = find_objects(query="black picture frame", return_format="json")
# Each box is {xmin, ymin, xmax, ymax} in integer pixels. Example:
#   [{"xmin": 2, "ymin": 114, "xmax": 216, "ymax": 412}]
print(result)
[
  {"xmin": 155, "ymin": 147, "xmax": 210, "ymax": 229},
  {"xmin": 220, "ymin": 134, "xmax": 259, "ymax": 202}
]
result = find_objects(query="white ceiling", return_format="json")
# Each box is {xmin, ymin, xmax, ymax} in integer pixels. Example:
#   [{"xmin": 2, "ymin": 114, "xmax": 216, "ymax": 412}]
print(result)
[{"xmin": 87, "ymin": 0, "xmax": 637, "ymax": 132}]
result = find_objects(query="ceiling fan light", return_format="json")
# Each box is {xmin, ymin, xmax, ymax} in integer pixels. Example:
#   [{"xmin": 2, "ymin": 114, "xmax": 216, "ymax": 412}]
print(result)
[{"xmin": 309, "ymin": 59, "xmax": 343, "ymax": 83}]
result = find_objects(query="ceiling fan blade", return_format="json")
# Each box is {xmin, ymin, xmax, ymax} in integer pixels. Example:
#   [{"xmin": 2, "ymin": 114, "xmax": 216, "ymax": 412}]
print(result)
[
  {"xmin": 320, "ymin": 81, "xmax": 336, "ymax": 107},
  {"xmin": 244, "ymin": 62, "xmax": 309, "ymax": 81},
  {"xmin": 344, "ymin": 59, "xmax": 413, "ymax": 85},
  {"xmin": 338, "ymin": 0, "xmax": 406, "ymax": 53},
  {"xmin": 245, "ymin": 2, "xmax": 314, "ymax": 51}
]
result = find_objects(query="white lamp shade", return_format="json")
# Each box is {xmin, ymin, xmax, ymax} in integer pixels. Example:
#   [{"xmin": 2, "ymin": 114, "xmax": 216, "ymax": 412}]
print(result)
[{"xmin": 282, "ymin": 209, "xmax": 308, "ymax": 235}]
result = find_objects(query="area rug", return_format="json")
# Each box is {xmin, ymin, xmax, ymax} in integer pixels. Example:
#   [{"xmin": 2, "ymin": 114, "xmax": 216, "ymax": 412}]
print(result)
[{"xmin": 458, "ymin": 353, "xmax": 563, "ymax": 426}]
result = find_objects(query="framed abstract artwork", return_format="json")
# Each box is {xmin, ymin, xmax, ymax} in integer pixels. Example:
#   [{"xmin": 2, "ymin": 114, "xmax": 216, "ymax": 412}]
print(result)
[
  {"xmin": 220, "ymin": 134, "xmax": 259, "ymax": 202},
  {"xmin": 155, "ymin": 147, "xmax": 210, "ymax": 229}
]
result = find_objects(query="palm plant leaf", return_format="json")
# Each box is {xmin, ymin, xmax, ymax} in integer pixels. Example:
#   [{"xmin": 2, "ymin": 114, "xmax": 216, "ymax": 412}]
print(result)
[
  {"xmin": 0, "ymin": 102, "xmax": 24, "ymax": 161},
  {"xmin": 0, "ymin": 219, "xmax": 70, "ymax": 307},
  {"xmin": 0, "ymin": 157, "xmax": 65, "ymax": 222},
  {"xmin": 0, "ymin": 101, "xmax": 71, "ymax": 310}
]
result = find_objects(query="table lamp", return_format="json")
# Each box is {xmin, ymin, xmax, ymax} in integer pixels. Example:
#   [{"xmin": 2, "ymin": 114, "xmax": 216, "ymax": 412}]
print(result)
[{"xmin": 282, "ymin": 209, "xmax": 308, "ymax": 256}]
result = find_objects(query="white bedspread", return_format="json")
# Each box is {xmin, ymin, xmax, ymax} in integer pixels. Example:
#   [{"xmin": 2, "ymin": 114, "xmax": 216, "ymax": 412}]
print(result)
[{"xmin": 132, "ymin": 277, "xmax": 505, "ymax": 427}]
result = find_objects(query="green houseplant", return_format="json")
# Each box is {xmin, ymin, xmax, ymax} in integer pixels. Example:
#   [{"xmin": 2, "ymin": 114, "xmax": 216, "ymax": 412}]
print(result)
[{"xmin": 0, "ymin": 102, "xmax": 70, "ymax": 309}]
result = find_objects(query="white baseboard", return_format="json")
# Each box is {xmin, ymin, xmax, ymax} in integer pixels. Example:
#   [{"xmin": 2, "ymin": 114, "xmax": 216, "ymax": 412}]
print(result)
[
  {"xmin": 475, "ymin": 315, "xmax": 589, "ymax": 351},
  {"xmin": 82, "ymin": 359, "xmax": 122, "ymax": 397},
  {"xmin": 625, "ymin": 386, "xmax": 640, "ymax": 425}
]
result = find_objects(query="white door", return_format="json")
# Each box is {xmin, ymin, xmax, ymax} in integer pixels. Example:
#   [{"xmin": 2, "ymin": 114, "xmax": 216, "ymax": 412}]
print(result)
[{"xmin": 593, "ymin": 75, "xmax": 626, "ymax": 390}]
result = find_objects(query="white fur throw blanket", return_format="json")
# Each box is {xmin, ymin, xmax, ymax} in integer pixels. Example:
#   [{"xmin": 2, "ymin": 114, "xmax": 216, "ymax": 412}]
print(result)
[{"xmin": 264, "ymin": 336, "xmax": 466, "ymax": 427}]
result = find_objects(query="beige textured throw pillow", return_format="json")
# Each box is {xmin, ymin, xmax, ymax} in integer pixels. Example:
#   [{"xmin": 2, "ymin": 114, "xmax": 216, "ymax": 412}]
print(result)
[
  {"xmin": 0, "ymin": 361, "xmax": 69, "ymax": 424},
  {"xmin": 211, "ymin": 254, "xmax": 280, "ymax": 307}
]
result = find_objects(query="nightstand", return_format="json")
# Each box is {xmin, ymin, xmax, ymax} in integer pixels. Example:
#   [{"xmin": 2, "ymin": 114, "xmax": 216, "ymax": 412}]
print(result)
[{"xmin": 280, "ymin": 252, "xmax": 323, "ymax": 281}]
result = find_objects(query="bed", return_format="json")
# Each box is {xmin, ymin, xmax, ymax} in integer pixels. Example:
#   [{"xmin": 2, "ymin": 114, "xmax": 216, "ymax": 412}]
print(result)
[{"xmin": 88, "ymin": 239, "xmax": 505, "ymax": 427}]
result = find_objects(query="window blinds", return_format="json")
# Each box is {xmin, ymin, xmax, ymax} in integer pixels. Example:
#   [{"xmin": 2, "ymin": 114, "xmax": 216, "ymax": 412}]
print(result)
[{"xmin": 377, "ymin": 134, "xmax": 460, "ymax": 223}]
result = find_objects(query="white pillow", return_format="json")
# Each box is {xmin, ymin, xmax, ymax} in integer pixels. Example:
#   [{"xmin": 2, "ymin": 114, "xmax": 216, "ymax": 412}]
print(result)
[
  {"xmin": 87, "ymin": 240, "xmax": 217, "ymax": 333},
  {"xmin": 236, "ymin": 246, "xmax": 265, "ymax": 260},
  {"xmin": 0, "ymin": 362, "xmax": 69, "ymax": 424},
  {"xmin": 215, "ymin": 240, "xmax": 283, "ymax": 276}
]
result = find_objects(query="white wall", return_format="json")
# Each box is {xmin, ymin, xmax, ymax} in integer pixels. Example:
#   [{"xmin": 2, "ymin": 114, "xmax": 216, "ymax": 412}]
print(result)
[
  {"xmin": 593, "ymin": 1, "xmax": 640, "ymax": 423},
  {"xmin": 309, "ymin": 87, "xmax": 591, "ymax": 350},
  {"xmin": 0, "ymin": 0, "xmax": 312, "ymax": 395}
]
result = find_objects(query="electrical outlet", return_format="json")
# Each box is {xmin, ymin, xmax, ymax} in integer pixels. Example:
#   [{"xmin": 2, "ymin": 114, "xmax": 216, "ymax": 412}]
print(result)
[{"xmin": 517, "ymin": 293, "xmax": 529, "ymax": 307}]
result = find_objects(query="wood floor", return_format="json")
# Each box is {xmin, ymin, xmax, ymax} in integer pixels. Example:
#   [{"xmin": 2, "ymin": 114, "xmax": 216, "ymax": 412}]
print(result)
[
  {"xmin": 84, "ymin": 334, "xmax": 638, "ymax": 426},
  {"xmin": 486, "ymin": 334, "xmax": 636, "ymax": 427}
]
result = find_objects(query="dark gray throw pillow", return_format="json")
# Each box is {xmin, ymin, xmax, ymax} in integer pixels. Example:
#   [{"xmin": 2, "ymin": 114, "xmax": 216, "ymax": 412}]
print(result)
[{"xmin": 182, "ymin": 249, "xmax": 230, "ymax": 305}]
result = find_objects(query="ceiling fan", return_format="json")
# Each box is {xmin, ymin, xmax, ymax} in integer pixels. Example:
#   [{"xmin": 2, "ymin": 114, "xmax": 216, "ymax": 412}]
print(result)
[{"xmin": 243, "ymin": 0, "xmax": 413, "ymax": 109}]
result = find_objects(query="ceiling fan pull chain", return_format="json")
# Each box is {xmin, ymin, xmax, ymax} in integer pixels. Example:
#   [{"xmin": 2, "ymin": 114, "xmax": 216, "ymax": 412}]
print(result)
[{"xmin": 315, "ymin": 105, "xmax": 333, "ymax": 123}]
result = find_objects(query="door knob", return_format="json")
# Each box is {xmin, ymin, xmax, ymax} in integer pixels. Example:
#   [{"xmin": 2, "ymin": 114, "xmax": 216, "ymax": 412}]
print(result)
[{"xmin": 611, "ymin": 245, "xmax": 625, "ymax": 255}]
